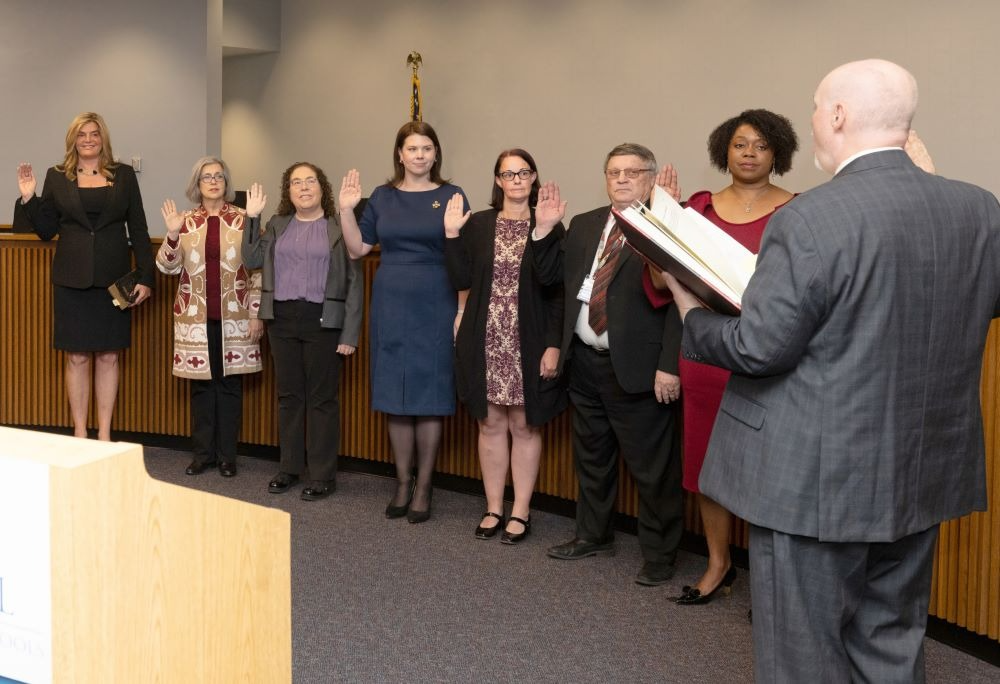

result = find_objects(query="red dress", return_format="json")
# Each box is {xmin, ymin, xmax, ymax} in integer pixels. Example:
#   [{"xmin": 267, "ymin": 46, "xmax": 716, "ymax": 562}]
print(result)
[{"xmin": 647, "ymin": 191, "xmax": 781, "ymax": 492}]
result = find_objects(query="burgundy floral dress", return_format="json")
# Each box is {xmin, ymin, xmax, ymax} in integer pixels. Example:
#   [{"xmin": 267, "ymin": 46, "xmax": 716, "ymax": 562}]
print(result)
[{"xmin": 484, "ymin": 216, "xmax": 529, "ymax": 406}]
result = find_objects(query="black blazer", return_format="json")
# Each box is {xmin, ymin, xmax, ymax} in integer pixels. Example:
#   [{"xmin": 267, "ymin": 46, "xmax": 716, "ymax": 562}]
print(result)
[
  {"xmin": 13, "ymin": 165, "xmax": 154, "ymax": 289},
  {"xmin": 445, "ymin": 209, "xmax": 567, "ymax": 426},
  {"xmin": 533, "ymin": 205, "xmax": 682, "ymax": 393}
]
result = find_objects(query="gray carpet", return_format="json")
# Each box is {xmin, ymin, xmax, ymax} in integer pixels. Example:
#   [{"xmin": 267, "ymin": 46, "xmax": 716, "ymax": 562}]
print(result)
[{"xmin": 142, "ymin": 446, "xmax": 999, "ymax": 683}]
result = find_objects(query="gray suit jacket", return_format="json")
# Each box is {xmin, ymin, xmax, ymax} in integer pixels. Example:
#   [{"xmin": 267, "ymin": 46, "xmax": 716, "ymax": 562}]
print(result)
[
  {"xmin": 684, "ymin": 149, "xmax": 1000, "ymax": 542},
  {"xmin": 241, "ymin": 212, "xmax": 363, "ymax": 346}
]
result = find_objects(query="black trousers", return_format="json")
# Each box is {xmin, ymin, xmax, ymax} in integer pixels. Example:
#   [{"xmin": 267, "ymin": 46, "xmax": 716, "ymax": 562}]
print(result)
[
  {"xmin": 268, "ymin": 300, "xmax": 343, "ymax": 484},
  {"xmin": 190, "ymin": 319, "xmax": 243, "ymax": 465},
  {"xmin": 567, "ymin": 339, "xmax": 683, "ymax": 564}
]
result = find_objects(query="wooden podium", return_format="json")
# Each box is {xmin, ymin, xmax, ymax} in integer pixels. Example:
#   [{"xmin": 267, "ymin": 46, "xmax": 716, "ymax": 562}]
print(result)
[{"xmin": 0, "ymin": 427, "xmax": 291, "ymax": 683}]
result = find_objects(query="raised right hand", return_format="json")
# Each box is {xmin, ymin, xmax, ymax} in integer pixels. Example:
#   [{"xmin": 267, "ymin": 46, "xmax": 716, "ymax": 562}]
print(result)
[
  {"xmin": 655, "ymin": 164, "xmax": 681, "ymax": 202},
  {"xmin": 340, "ymin": 169, "xmax": 363, "ymax": 211},
  {"xmin": 160, "ymin": 199, "xmax": 184, "ymax": 238},
  {"xmin": 444, "ymin": 192, "xmax": 471, "ymax": 237},
  {"xmin": 17, "ymin": 163, "xmax": 36, "ymax": 202}
]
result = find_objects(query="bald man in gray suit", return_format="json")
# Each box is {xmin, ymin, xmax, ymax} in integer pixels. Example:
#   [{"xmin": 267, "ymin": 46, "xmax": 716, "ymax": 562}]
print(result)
[{"xmin": 657, "ymin": 59, "xmax": 1000, "ymax": 682}]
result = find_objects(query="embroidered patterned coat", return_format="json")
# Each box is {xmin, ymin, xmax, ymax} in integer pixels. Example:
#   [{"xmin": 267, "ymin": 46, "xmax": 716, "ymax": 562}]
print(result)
[{"xmin": 156, "ymin": 204, "xmax": 263, "ymax": 379}]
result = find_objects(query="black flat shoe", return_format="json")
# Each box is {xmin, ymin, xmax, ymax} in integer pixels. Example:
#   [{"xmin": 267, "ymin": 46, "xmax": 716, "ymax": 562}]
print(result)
[
  {"xmin": 185, "ymin": 459, "xmax": 217, "ymax": 476},
  {"xmin": 385, "ymin": 479, "xmax": 414, "ymax": 519},
  {"xmin": 675, "ymin": 566, "xmax": 737, "ymax": 605},
  {"xmin": 218, "ymin": 461, "xmax": 237, "ymax": 478},
  {"xmin": 500, "ymin": 515, "xmax": 531, "ymax": 545},
  {"xmin": 268, "ymin": 472, "xmax": 299, "ymax": 494},
  {"xmin": 475, "ymin": 511, "xmax": 504, "ymax": 539},
  {"xmin": 301, "ymin": 482, "xmax": 335, "ymax": 501}
]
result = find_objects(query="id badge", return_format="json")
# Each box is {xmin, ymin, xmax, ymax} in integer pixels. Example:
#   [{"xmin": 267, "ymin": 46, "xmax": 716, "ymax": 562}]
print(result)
[{"xmin": 577, "ymin": 274, "xmax": 594, "ymax": 303}]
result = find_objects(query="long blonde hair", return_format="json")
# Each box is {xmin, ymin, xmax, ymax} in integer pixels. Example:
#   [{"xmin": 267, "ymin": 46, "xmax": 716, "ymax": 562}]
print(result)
[{"xmin": 57, "ymin": 112, "xmax": 117, "ymax": 181}]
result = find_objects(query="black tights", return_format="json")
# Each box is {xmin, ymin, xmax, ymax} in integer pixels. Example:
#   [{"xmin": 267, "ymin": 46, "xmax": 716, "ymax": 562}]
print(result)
[{"xmin": 387, "ymin": 415, "xmax": 442, "ymax": 512}]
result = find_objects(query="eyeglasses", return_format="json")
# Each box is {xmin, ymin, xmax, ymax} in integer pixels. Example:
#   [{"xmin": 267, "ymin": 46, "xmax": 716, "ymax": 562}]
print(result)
[
  {"xmin": 200, "ymin": 173, "xmax": 225, "ymax": 184},
  {"xmin": 289, "ymin": 177, "xmax": 319, "ymax": 188},
  {"xmin": 604, "ymin": 168, "xmax": 652, "ymax": 180},
  {"xmin": 498, "ymin": 169, "xmax": 534, "ymax": 181}
]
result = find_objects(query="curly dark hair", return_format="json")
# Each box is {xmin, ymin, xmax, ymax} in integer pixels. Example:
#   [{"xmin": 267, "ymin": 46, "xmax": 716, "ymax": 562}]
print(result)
[
  {"xmin": 275, "ymin": 162, "xmax": 337, "ymax": 217},
  {"xmin": 707, "ymin": 109, "xmax": 798, "ymax": 176},
  {"xmin": 489, "ymin": 148, "xmax": 541, "ymax": 210}
]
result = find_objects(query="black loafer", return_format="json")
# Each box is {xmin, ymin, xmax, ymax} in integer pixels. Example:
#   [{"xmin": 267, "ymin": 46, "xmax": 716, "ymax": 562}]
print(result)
[
  {"xmin": 547, "ymin": 537, "xmax": 614, "ymax": 560},
  {"xmin": 218, "ymin": 461, "xmax": 237, "ymax": 478},
  {"xmin": 301, "ymin": 482, "xmax": 335, "ymax": 501},
  {"xmin": 635, "ymin": 560, "xmax": 677, "ymax": 586},
  {"xmin": 268, "ymin": 472, "xmax": 299, "ymax": 493},
  {"xmin": 474, "ymin": 511, "xmax": 504, "ymax": 539},
  {"xmin": 185, "ymin": 459, "xmax": 217, "ymax": 476}
]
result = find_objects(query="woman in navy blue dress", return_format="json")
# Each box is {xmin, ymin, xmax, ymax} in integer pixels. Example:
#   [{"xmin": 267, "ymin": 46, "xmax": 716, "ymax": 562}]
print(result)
[{"xmin": 339, "ymin": 121, "xmax": 467, "ymax": 523}]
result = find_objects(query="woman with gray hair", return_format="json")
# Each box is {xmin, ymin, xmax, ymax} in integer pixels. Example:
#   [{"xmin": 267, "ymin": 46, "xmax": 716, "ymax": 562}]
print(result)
[{"xmin": 157, "ymin": 156, "xmax": 267, "ymax": 477}]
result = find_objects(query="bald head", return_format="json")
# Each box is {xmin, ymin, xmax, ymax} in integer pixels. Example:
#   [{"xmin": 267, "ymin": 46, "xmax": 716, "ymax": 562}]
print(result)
[{"xmin": 812, "ymin": 59, "xmax": 918, "ymax": 173}]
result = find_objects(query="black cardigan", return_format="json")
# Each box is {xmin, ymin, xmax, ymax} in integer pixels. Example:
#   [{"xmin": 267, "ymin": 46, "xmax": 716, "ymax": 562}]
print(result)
[
  {"xmin": 444, "ymin": 209, "xmax": 567, "ymax": 426},
  {"xmin": 13, "ymin": 164, "xmax": 154, "ymax": 288}
]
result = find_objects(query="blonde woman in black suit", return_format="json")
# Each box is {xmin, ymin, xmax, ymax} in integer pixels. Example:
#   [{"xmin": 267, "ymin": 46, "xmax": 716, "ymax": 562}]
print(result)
[{"xmin": 15, "ymin": 112, "xmax": 154, "ymax": 441}]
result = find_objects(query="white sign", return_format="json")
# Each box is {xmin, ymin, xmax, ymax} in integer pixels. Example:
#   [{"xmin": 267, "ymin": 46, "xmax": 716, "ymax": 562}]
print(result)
[{"xmin": 0, "ymin": 457, "xmax": 51, "ymax": 684}]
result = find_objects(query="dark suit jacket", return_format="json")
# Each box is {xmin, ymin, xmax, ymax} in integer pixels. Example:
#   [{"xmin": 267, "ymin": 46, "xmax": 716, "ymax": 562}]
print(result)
[
  {"xmin": 13, "ymin": 165, "xmax": 154, "ymax": 288},
  {"xmin": 444, "ymin": 208, "xmax": 568, "ymax": 426},
  {"xmin": 533, "ymin": 205, "xmax": 682, "ymax": 392},
  {"xmin": 684, "ymin": 150, "xmax": 1000, "ymax": 542},
  {"xmin": 241, "ymin": 212, "xmax": 363, "ymax": 346}
]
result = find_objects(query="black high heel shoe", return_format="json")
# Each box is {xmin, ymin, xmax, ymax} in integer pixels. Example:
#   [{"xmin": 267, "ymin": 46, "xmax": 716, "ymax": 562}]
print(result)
[
  {"xmin": 407, "ymin": 487, "xmax": 432, "ymax": 524},
  {"xmin": 675, "ymin": 566, "xmax": 737, "ymax": 606},
  {"xmin": 500, "ymin": 515, "xmax": 531, "ymax": 545},
  {"xmin": 385, "ymin": 479, "xmax": 414, "ymax": 519},
  {"xmin": 475, "ymin": 511, "xmax": 504, "ymax": 539}
]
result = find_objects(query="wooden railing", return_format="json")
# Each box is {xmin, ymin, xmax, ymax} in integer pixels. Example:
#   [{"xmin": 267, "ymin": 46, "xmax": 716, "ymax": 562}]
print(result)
[{"xmin": 1, "ymin": 233, "xmax": 996, "ymax": 644}]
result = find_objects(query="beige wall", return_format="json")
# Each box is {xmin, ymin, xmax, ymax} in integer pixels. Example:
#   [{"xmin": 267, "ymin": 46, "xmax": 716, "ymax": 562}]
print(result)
[
  {"xmin": 0, "ymin": 0, "xmax": 215, "ymax": 227},
  {"xmin": 222, "ymin": 0, "xmax": 1000, "ymax": 217},
  {"xmin": 1, "ymin": 1, "xmax": 994, "ymax": 232}
]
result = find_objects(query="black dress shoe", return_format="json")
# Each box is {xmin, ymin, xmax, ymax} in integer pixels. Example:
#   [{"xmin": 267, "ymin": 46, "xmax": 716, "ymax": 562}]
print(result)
[
  {"xmin": 218, "ymin": 461, "xmax": 237, "ymax": 478},
  {"xmin": 474, "ymin": 511, "xmax": 504, "ymax": 539},
  {"xmin": 301, "ymin": 482, "xmax": 335, "ymax": 501},
  {"xmin": 675, "ymin": 566, "xmax": 737, "ymax": 604},
  {"xmin": 547, "ymin": 537, "xmax": 614, "ymax": 560},
  {"xmin": 268, "ymin": 472, "xmax": 299, "ymax": 494},
  {"xmin": 185, "ymin": 459, "xmax": 217, "ymax": 476},
  {"xmin": 500, "ymin": 515, "xmax": 531, "ymax": 545},
  {"xmin": 635, "ymin": 560, "xmax": 677, "ymax": 586}
]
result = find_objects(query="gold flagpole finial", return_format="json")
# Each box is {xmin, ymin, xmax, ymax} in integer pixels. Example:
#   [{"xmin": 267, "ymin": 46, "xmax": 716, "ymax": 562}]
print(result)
[
  {"xmin": 407, "ymin": 52, "xmax": 423, "ymax": 121},
  {"xmin": 407, "ymin": 51, "xmax": 422, "ymax": 73}
]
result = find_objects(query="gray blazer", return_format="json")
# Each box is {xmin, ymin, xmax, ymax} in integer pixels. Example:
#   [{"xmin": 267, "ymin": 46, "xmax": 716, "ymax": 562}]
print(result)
[
  {"xmin": 241, "ymin": 212, "xmax": 363, "ymax": 346},
  {"xmin": 683, "ymin": 150, "xmax": 1000, "ymax": 542}
]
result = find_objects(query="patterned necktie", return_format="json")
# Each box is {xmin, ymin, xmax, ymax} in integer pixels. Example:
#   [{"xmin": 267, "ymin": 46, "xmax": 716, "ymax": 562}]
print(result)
[{"xmin": 588, "ymin": 221, "xmax": 624, "ymax": 335}]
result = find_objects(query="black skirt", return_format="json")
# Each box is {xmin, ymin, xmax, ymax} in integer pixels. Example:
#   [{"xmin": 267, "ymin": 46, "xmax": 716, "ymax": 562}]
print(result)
[{"xmin": 53, "ymin": 284, "xmax": 131, "ymax": 352}]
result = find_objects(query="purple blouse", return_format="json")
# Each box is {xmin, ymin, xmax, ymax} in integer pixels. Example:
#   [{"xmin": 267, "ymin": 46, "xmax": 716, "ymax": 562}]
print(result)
[{"xmin": 274, "ymin": 216, "xmax": 330, "ymax": 303}]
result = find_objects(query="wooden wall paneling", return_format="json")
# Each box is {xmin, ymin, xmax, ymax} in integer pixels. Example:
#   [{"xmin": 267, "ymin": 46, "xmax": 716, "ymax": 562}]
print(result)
[{"xmin": 2, "ymin": 234, "xmax": 997, "ymax": 646}]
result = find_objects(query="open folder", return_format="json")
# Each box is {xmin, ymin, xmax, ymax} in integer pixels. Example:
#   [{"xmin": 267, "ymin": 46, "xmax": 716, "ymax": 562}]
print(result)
[{"xmin": 612, "ymin": 186, "xmax": 756, "ymax": 315}]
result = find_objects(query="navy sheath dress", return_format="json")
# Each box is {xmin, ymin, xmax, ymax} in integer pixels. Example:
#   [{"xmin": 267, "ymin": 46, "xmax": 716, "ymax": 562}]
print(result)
[{"xmin": 359, "ymin": 183, "xmax": 468, "ymax": 415}]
